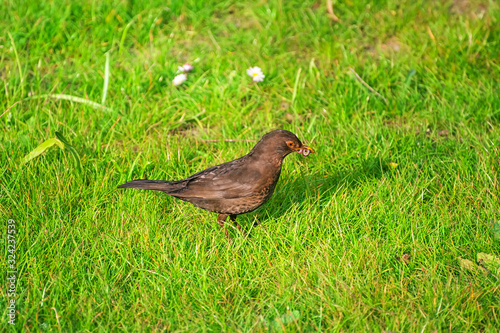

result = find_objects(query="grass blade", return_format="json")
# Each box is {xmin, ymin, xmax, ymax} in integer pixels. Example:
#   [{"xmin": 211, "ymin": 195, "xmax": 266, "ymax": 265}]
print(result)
[
  {"xmin": 55, "ymin": 131, "xmax": 82, "ymax": 172},
  {"xmin": 102, "ymin": 52, "xmax": 110, "ymax": 104},
  {"xmin": 26, "ymin": 94, "xmax": 111, "ymax": 111},
  {"xmin": 8, "ymin": 32, "xmax": 24, "ymax": 96},
  {"xmin": 21, "ymin": 138, "xmax": 63, "ymax": 165}
]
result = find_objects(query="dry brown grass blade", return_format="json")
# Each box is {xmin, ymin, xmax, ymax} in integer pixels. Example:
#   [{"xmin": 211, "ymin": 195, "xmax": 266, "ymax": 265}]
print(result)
[{"xmin": 326, "ymin": 0, "xmax": 341, "ymax": 22}]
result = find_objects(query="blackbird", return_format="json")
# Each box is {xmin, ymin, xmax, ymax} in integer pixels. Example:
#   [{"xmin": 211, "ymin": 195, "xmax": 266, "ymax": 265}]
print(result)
[{"xmin": 118, "ymin": 129, "xmax": 314, "ymax": 238}]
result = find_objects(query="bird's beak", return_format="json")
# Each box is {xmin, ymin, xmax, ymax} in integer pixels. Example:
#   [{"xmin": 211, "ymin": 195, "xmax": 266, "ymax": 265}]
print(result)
[{"xmin": 295, "ymin": 145, "xmax": 314, "ymax": 157}]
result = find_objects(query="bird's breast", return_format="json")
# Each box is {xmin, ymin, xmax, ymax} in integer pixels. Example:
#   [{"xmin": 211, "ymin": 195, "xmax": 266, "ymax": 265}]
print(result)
[{"xmin": 251, "ymin": 160, "xmax": 282, "ymax": 200}]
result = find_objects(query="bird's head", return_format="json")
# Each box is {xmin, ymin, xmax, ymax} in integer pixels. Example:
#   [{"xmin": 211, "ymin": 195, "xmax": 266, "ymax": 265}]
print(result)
[{"xmin": 251, "ymin": 130, "xmax": 315, "ymax": 159}]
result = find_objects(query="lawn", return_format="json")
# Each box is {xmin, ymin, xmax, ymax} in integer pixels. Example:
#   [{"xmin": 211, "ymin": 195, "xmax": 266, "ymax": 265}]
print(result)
[{"xmin": 1, "ymin": 0, "xmax": 500, "ymax": 331}]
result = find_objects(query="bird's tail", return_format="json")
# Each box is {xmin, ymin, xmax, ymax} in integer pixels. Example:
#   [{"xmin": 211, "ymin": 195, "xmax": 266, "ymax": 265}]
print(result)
[{"xmin": 117, "ymin": 179, "xmax": 184, "ymax": 192}]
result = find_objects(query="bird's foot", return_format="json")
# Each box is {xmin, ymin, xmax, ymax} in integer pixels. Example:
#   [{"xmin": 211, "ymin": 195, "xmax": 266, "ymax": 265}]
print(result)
[{"xmin": 218, "ymin": 214, "xmax": 249, "ymax": 241}]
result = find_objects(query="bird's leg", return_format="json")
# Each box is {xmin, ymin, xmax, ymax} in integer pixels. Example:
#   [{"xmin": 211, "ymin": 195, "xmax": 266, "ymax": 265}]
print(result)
[
  {"xmin": 230, "ymin": 214, "xmax": 248, "ymax": 237},
  {"xmin": 229, "ymin": 214, "xmax": 241, "ymax": 231},
  {"xmin": 217, "ymin": 214, "xmax": 231, "ymax": 240}
]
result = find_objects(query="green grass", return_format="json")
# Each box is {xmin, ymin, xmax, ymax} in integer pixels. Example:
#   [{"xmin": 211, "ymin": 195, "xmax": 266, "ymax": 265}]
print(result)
[{"xmin": 1, "ymin": 0, "xmax": 500, "ymax": 331}]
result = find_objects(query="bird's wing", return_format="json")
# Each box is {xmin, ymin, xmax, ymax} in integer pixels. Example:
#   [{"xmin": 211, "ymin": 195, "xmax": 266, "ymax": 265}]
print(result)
[{"xmin": 169, "ymin": 160, "xmax": 263, "ymax": 199}]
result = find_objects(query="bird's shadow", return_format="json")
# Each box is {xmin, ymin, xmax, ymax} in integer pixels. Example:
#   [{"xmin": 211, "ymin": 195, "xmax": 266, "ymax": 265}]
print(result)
[{"xmin": 242, "ymin": 156, "xmax": 394, "ymax": 227}]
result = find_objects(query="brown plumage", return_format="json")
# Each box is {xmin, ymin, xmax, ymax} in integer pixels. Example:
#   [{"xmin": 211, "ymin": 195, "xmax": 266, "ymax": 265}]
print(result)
[{"xmin": 117, "ymin": 129, "xmax": 314, "ymax": 238}]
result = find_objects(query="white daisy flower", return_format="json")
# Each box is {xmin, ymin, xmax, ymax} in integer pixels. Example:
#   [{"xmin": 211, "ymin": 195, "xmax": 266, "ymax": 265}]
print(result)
[
  {"xmin": 172, "ymin": 74, "xmax": 187, "ymax": 86},
  {"xmin": 247, "ymin": 66, "xmax": 265, "ymax": 82},
  {"xmin": 178, "ymin": 64, "xmax": 194, "ymax": 72}
]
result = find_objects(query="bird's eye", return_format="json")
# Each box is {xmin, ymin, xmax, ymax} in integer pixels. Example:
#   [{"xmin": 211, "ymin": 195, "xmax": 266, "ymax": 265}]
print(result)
[{"xmin": 286, "ymin": 141, "xmax": 294, "ymax": 148}]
